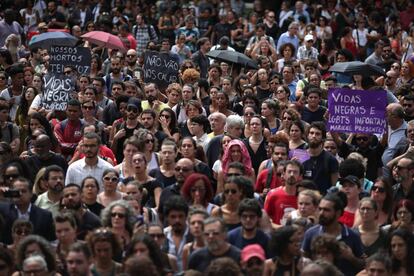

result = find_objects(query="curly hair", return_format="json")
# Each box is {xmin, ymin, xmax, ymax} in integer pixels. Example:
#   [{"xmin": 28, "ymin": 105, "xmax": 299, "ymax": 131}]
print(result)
[
  {"xmin": 86, "ymin": 228, "xmax": 122, "ymax": 259},
  {"xmin": 15, "ymin": 235, "xmax": 56, "ymax": 272},
  {"xmin": 182, "ymin": 68, "xmax": 200, "ymax": 84},
  {"xmin": 134, "ymin": 128, "xmax": 158, "ymax": 153},
  {"xmin": 101, "ymin": 200, "xmax": 136, "ymax": 235},
  {"xmin": 181, "ymin": 173, "xmax": 214, "ymax": 206}
]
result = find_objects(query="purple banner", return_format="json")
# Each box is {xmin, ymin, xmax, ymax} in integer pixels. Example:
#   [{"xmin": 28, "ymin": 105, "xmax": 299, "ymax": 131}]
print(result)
[{"xmin": 328, "ymin": 88, "xmax": 387, "ymax": 134}]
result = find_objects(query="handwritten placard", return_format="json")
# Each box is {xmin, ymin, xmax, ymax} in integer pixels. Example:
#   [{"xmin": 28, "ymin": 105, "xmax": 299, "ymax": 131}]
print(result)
[
  {"xmin": 42, "ymin": 74, "xmax": 75, "ymax": 110},
  {"xmin": 328, "ymin": 88, "xmax": 387, "ymax": 134},
  {"xmin": 49, "ymin": 46, "xmax": 91, "ymax": 74},
  {"xmin": 143, "ymin": 51, "xmax": 179, "ymax": 90}
]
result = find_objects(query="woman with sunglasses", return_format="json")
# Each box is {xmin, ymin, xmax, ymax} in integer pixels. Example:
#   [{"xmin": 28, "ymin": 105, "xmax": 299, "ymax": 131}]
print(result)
[
  {"xmin": 158, "ymin": 107, "xmax": 180, "ymax": 143},
  {"xmin": 101, "ymin": 200, "xmax": 135, "ymax": 250},
  {"xmin": 81, "ymin": 100, "xmax": 105, "ymax": 133},
  {"xmin": 134, "ymin": 128, "xmax": 160, "ymax": 173},
  {"xmin": 278, "ymin": 108, "xmax": 300, "ymax": 136},
  {"xmin": 97, "ymin": 169, "xmax": 124, "ymax": 207},
  {"xmin": 7, "ymin": 219, "xmax": 33, "ymax": 255}
]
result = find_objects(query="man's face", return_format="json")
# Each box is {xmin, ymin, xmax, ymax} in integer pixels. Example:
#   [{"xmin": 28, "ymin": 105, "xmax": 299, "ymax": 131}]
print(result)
[
  {"xmin": 284, "ymin": 164, "xmax": 302, "ymax": 186},
  {"xmin": 140, "ymin": 114, "xmax": 154, "ymax": 129},
  {"xmin": 307, "ymin": 127, "xmax": 323, "ymax": 148},
  {"xmin": 355, "ymin": 134, "xmax": 370, "ymax": 149},
  {"xmin": 267, "ymin": 12, "xmax": 275, "ymax": 23},
  {"xmin": 382, "ymin": 46, "xmax": 392, "ymax": 59},
  {"xmin": 48, "ymin": 171, "xmax": 64, "ymax": 192},
  {"xmin": 13, "ymin": 181, "xmax": 32, "ymax": 207},
  {"xmin": 48, "ymin": 2, "xmax": 56, "ymax": 12},
  {"xmin": 174, "ymin": 159, "xmax": 194, "ymax": 184},
  {"xmin": 160, "ymin": 145, "xmax": 176, "ymax": 165},
  {"xmin": 209, "ymin": 115, "xmax": 225, "ymax": 133},
  {"xmin": 240, "ymin": 211, "xmax": 259, "ymax": 232},
  {"xmin": 33, "ymin": 137, "xmax": 51, "ymax": 158},
  {"xmin": 144, "ymin": 85, "xmax": 157, "ymax": 102},
  {"xmin": 366, "ymin": 260, "xmax": 390, "ymax": 276},
  {"xmin": 272, "ymin": 146, "xmax": 288, "ymax": 163},
  {"xmin": 110, "ymin": 58, "xmax": 121, "ymax": 74},
  {"xmin": 201, "ymin": 41, "xmax": 211, "ymax": 52},
  {"xmin": 55, "ymin": 221, "xmax": 76, "ymax": 245},
  {"xmin": 385, "ymin": 71, "xmax": 397, "ymax": 87},
  {"xmin": 403, "ymin": 99, "xmax": 414, "ymax": 116},
  {"xmin": 325, "ymin": 80, "xmax": 336, "ymax": 90},
  {"xmin": 82, "ymin": 137, "xmax": 99, "ymax": 158},
  {"xmin": 161, "ymin": 41, "xmax": 170, "ymax": 51},
  {"xmin": 282, "ymin": 67, "xmax": 294, "ymax": 83},
  {"xmin": 66, "ymin": 105, "xmax": 81, "ymax": 121},
  {"xmin": 94, "ymin": 241, "xmax": 112, "ymax": 263},
  {"xmin": 92, "ymin": 80, "xmax": 103, "ymax": 94},
  {"xmin": 126, "ymin": 105, "xmax": 139, "ymax": 120},
  {"xmin": 408, "ymin": 124, "xmax": 414, "ymax": 143},
  {"xmin": 111, "ymin": 84, "xmax": 124, "ymax": 97},
  {"xmin": 324, "ymin": 140, "xmax": 338, "ymax": 156},
  {"xmin": 66, "ymin": 251, "xmax": 90, "ymax": 276},
  {"xmin": 167, "ymin": 210, "xmax": 186, "ymax": 234},
  {"xmin": 204, "ymin": 221, "xmax": 226, "ymax": 252},
  {"xmin": 126, "ymin": 50, "xmax": 137, "ymax": 66},
  {"xmin": 393, "ymin": 158, "xmax": 413, "ymax": 183},
  {"xmin": 227, "ymin": 125, "xmax": 243, "ymax": 138},
  {"xmin": 318, "ymin": 199, "xmax": 338, "ymax": 226},
  {"xmin": 12, "ymin": 73, "xmax": 24, "ymax": 88},
  {"xmin": 63, "ymin": 187, "xmax": 82, "ymax": 210}
]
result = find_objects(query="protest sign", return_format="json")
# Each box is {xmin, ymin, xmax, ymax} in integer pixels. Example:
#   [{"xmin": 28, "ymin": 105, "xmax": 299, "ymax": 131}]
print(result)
[
  {"xmin": 42, "ymin": 74, "xmax": 75, "ymax": 111},
  {"xmin": 143, "ymin": 51, "xmax": 179, "ymax": 90},
  {"xmin": 49, "ymin": 46, "xmax": 91, "ymax": 74},
  {"xmin": 327, "ymin": 88, "xmax": 387, "ymax": 134}
]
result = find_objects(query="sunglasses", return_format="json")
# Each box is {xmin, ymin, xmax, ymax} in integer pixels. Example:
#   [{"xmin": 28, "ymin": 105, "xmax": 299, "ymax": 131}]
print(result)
[
  {"xmin": 175, "ymin": 167, "xmax": 192, "ymax": 172},
  {"xmin": 5, "ymin": 174, "xmax": 19, "ymax": 179},
  {"xmin": 127, "ymin": 106, "xmax": 139, "ymax": 113},
  {"xmin": 15, "ymin": 229, "xmax": 31, "ymax": 235},
  {"xmin": 103, "ymin": 176, "xmax": 119, "ymax": 182},
  {"xmin": 227, "ymin": 173, "xmax": 241, "ymax": 177},
  {"xmin": 283, "ymin": 116, "xmax": 292, "ymax": 121},
  {"xmin": 244, "ymin": 112, "xmax": 255, "ymax": 116},
  {"xmin": 145, "ymin": 139, "xmax": 155, "ymax": 144},
  {"xmin": 149, "ymin": 233, "xmax": 164, "ymax": 239},
  {"xmin": 356, "ymin": 137, "xmax": 368, "ymax": 141},
  {"xmin": 127, "ymin": 54, "xmax": 136, "ymax": 58},
  {"xmin": 224, "ymin": 189, "xmax": 238, "ymax": 194},
  {"xmin": 247, "ymin": 258, "xmax": 263, "ymax": 267},
  {"xmin": 111, "ymin": 212, "xmax": 126, "ymax": 218},
  {"xmin": 371, "ymin": 186, "xmax": 385, "ymax": 193},
  {"xmin": 160, "ymin": 114, "xmax": 171, "ymax": 119}
]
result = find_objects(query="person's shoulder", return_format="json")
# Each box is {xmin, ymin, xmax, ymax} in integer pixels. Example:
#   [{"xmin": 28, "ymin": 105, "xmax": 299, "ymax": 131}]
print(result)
[
  {"xmin": 31, "ymin": 204, "xmax": 53, "ymax": 217},
  {"xmin": 227, "ymin": 226, "xmax": 243, "ymax": 237},
  {"xmin": 304, "ymin": 224, "xmax": 321, "ymax": 236}
]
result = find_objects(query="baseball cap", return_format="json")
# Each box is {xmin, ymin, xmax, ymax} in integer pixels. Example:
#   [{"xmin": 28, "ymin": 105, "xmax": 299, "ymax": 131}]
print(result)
[
  {"xmin": 127, "ymin": 97, "xmax": 141, "ymax": 111},
  {"xmin": 339, "ymin": 175, "xmax": 361, "ymax": 187},
  {"xmin": 241, "ymin": 244, "xmax": 265, "ymax": 263},
  {"xmin": 304, "ymin": 34, "xmax": 314, "ymax": 42}
]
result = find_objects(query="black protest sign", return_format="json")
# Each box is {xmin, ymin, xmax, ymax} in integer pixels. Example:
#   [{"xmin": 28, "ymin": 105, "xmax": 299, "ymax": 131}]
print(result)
[
  {"xmin": 144, "ymin": 51, "xmax": 180, "ymax": 90},
  {"xmin": 42, "ymin": 74, "xmax": 75, "ymax": 111},
  {"xmin": 49, "ymin": 46, "xmax": 92, "ymax": 74}
]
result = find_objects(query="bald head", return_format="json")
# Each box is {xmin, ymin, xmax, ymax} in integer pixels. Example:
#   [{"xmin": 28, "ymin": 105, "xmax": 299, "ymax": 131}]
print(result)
[
  {"xmin": 386, "ymin": 103, "xmax": 405, "ymax": 129},
  {"xmin": 175, "ymin": 158, "xmax": 195, "ymax": 185},
  {"xmin": 34, "ymin": 134, "xmax": 51, "ymax": 157}
]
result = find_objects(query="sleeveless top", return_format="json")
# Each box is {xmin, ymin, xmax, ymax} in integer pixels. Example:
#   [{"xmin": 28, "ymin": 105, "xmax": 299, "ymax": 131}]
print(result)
[
  {"xmin": 256, "ymin": 86, "xmax": 272, "ymax": 103},
  {"xmin": 272, "ymin": 257, "xmax": 300, "ymax": 276},
  {"xmin": 217, "ymin": 206, "xmax": 241, "ymax": 231}
]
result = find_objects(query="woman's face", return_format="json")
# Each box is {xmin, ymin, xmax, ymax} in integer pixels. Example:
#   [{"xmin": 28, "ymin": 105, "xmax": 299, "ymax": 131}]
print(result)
[
  {"xmin": 221, "ymin": 136, "xmax": 232, "ymax": 150},
  {"xmin": 261, "ymin": 103, "xmax": 272, "ymax": 117},
  {"xmin": 189, "ymin": 213, "xmax": 204, "ymax": 237},
  {"xmin": 24, "ymin": 71, "xmax": 33, "ymax": 85},
  {"xmin": 29, "ymin": 118, "xmax": 43, "ymax": 132},
  {"xmin": 229, "ymin": 145, "xmax": 242, "ymax": 162},
  {"xmin": 132, "ymin": 153, "xmax": 146, "ymax": 174},
  {"xmin": 208, "ymin": 68, "xmax": 219, "ymax": 79},
  {"xmin": 94, "ymin": 241, "xmax": 113, "ymax": 262},
  {"xmin": 220, "ymin": 63, "xmax": 229, "ymax": 73},
  {"xmin": 91, "ymin": 58, "xmax": 98, "ymax": 69},
  {"xmin": 181, "ymin": 139, "xmax": 195, "ymax": 158},
  {"xmin": 250, "ymin": 117, "xmax": 263, "ymax": 135},
  {"xmin": 186, "ymin": 104, "xmax": 200, "ymax": 119},
  {"xmin": 145, "ymin": 134, "xmax": 155, "ymax": 152},
  {"xmin": 396, "ymin": 206, "xmax": 412, "ymax": 225},
  {"xmin": 210, "ymin": 88, "xmax": 219, "ymax": 102},
  {"xmin": 123, "ymin": 144, "xmax": 138, "ymax": 162},
  {"xmin": 216, "ymin": 93, "xmax": 228, "ymax": 109},
  {"xmin": 103, "ymin": 171, "xmax": 119, "ymax": 192},
  {"xmin": 298, "ymin": 194, "xmax": 316, "ymax": 217},
  {"xmin": 275, "ymin": 87, "xmax": 288, "ymax": 101},
  {"xmin": 147, "ymin": 226, "xmax": 165, "ymax": 248},
  {"xmin": 243, "ymin": 107, "xmax": 255, "ymax": 123},
  {"xmin": 370, "ymin": 180, "xmax": 386, "ymax": 203},
  {"xmin": 282, "ymin": 112, "xmax": 293, "ymax": 128},
  {"xmin": 12, "ymin": 225, "xmax": 31, "ymax": 245},
  {"xmin": 111, "ymin": 205, "xmax": 127, "ymax": 228},
  {"xmin": 25, "ymin": 88, "xmax": 36, "ymax": 101},
  {"xmin": 257, "ymin": 69, "xmax": 268, "ymax": 81},
  {"xmin": 119, "ymin": 102, "xmax": 128, "ymax": 117},
  {"xmin": 24, "ymin": 243, "xmax": 42, "ymax": 258},
  {"xmin": 0, "ymin": 74, "xmax": 6, "ymax": 87},
  {"xmin": 289, "ymin": 124, "xmax": 302, "ymax": 140},
  {"xmin": 32, "ymin": 76, "xmax": 42, "ymax": 89},
  {"xmin": 287, "ymin": 230, "xmax": 301, "ymax": 257},
  {"xmin": 260, "ymin": 43, "xmax": 269, "ymax": 53},
  {"xmin": 167, "ymin": 89, "xmax": 181, "ymax": 105},
  {"xmin": 391, "ymin": 235, "xmax": 407, "ymax": 261},
  {"xmin": 81, "ymin": 101, "xmax": 95, "ymax": 117},
  {"xmin": 133, "ymin": 242, "xmax": 149, "ymax": 258},
  {"xmin": 191, "ymin": 179, "xmax": 207, "ymax": 205},
  {"xmin": 283, "ymin": 47, "xmax": 292, "ymax": 58},
  {"xmin": 222, "ymin": 79, "xmax": 232, "ymax": 92},
  {"xmin": 401, "ymin": 63, "xmax": 410, "ymax": 76},
  {"xmin": 82, "ymin": 178, "xmax": 99, "ymax": 201},
  {"xmin": 359, "ymin": 201, "xmax": 377, "ymax": 223},
  {"xmin": 223, "ymin": 182, "xmax": 242, "ymax": 204}
]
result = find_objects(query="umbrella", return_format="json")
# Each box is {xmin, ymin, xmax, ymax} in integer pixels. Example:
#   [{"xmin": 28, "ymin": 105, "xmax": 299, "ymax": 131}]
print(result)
[
  {"xmin": 206, "ymin": 50, "xmax": 258, "ymax": 69},
  {"xmin": 29, "ymin": 32, "xmax": 78, "ymax": 49},
  {"xmin": 329, "ymin": 61, "xmax": 385, "ymax": 76},
  {"xmin": 81, "ymin": 31, "xmax": 126, "ymax": 52}
]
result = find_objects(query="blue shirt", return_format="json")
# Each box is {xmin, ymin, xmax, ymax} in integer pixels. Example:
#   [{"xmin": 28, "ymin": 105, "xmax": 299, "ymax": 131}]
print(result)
[
  {"xmin": 227, "ymin": 226, "xmax": 270, "ymax": 257},
  {"xmin": 302, "ymin": 224, "xmax": 364, "ymax": 276},
  {"xmin": 276, "ymin": 32, "xmax": 299, "ymax": 53}
]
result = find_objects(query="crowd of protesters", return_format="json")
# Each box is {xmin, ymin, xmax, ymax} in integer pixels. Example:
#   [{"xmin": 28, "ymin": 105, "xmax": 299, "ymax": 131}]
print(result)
[{"xmin": 1, "ymin": 0, "xmax": 414, "ymax": 275}]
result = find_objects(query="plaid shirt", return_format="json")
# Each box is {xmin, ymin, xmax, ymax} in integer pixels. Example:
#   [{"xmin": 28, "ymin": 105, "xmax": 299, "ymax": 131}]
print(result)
[
  {"xmin": 133, "ymin": 24, "xmax": 158, "ymax": 56},
  {"xmin": 296, "ymin": 45, "xmax": 319, "ymax": 61}
]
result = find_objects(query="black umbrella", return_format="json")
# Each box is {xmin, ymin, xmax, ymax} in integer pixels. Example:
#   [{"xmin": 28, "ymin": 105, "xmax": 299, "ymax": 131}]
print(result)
[
  {"xmin": 329, "ymin": 61, "xmax": 385, "ymax": 76},
  {"xmin": 29, "ymin": 31, "xmax": 78, "ymax": 50},
  {"xmin": 206, "ymin": 50, "xmax": 259, "ymax": 69}
]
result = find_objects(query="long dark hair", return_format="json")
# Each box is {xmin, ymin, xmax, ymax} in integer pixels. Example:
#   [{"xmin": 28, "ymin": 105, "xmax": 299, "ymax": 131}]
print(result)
[
  {"xmin": 20, "ymin": 86, "xmax": 39, "ymax": 116},
  {"xmin": 28, "ymin": 112, "xmax": 58, "ymax": 149},
  {"xmin": 388, "ymin": 229, "xmax": 414, "ymax": 274}
]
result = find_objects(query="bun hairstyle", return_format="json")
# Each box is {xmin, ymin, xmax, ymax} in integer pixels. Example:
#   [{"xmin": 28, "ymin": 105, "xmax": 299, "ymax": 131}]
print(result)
[{"xmin": 323, "ymin": 189, "xmax": 347, "ymax": 215}]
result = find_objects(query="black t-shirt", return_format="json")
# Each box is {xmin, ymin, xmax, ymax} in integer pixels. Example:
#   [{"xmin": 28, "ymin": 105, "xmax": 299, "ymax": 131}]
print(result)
[
  {"xmin": 85, "ymin": 201, "xmax": 105, "ymax": 218},
  {"xmin": 25, "ymin": 153, "xmax": 68, "ymax": 183},
  {"xmin": 188, "ymin": 246, "xmax": 241, "ymax": 272},
  {"xmin": 149, "ymin": 168, "xmax": 176, "ymax": 188},
  {"xmin": 142, "ymin": 179, "xmax": 162, "ymax": 208},
  {"xmin": 301, "ymin": 105, "xmax": 327, "ymax": 124}
]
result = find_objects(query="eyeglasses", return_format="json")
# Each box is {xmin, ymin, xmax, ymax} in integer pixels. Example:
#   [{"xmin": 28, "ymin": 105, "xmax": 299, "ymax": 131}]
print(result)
[
  {"xmin": 394, "ymin": 165, "xmax": 410, "ymax": 171},
  {"xmin": 276, "ymin": 90, "xmax": 286, "ymax": 94},
  {"xmin": 111, "ymin": 212, "xmax": 126, "ymax": 218},
  {"xmin": 127, "ymin": 106, "xmax": 139, "ymax": 113},
  {"xmin": 160, "ymin": 114, "xmax": 171, "ymax": 119},
  {"xmin": 371, "ymin": 186, "xmax": 385, "ymax": 193},
  {"xmin": 224, "ymin": 189, "xmax": 238, "ymax": 194},
  {"xmin": 149, "ymin": 233, "xmax": 164, "ymax": 239},
  {"xmin": 355, "ymin": 137, "xmax": 368, "ymax": 141},
  {"xmin": 82, "ymin": 105, "xmax": 94, "ymax": 110},
  {"xmin": 145, "ymin": 139, "xmax": 154, "ymax": 144},
  {"xmin": 227, "ymin": 173, "xmax": 241, "ymax": 177},
  {"xmin": 5, "ymin": 174, "xmax": 19, "ymax": 179},
  {"xmin": 175, "ymin": 167, "xmax": 192, "ymax": 172},
  {"xmin": 15, "ymin": 228, "xmax": 31, "ymax": 235},
  {"xmin": 103, "ymin": 176, "xmax": 119, "ymax": 182}
]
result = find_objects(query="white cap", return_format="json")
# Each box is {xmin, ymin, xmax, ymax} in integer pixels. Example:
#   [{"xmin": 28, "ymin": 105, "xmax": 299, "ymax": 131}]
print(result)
[{"xmin": 304, "ymin": 34, "xmax": 314, "ymax": 42}]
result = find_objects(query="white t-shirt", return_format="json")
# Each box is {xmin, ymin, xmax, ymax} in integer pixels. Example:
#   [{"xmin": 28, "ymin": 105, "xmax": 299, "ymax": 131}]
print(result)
[{"xmin": 352, "ymin": 28, "xmax": 368, "ymax": 47}]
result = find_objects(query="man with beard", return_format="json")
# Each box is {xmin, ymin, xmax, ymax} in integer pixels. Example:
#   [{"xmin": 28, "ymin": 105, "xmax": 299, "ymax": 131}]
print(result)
[
  {"xmin": 140, "ymin": 109, "xmax": 168, "ymax": 145},
  {"xmin": 42, "ymin": 1, "xmax": 66, "ymax": 29},
  {"xmin": 264, "ymin": 160, "xmax": 303, "ymax": 226},
  {"xmin": 158, "ymin": 158, "xmax": 194, "ymax": 220},
  {"xmin": 303, "ymin": 121, "xmax": 339, "ymax": 194},
  {"xmin": 0, "ymin": 177, "xmax": 55, "ymax": 244},
  {"xmin": 240, "ymin": 244, "xmax": 266, "ymax": 276},
  {"xmin": 188, "ymin": 217, "xmax": 240, "ymax": 272},
  {"xmin": 227, "ymin": 198, "xmax": 269, "ymax": 255},
  {"xmin": 103, "ymin": 56, "xmax": 132, "ymax": 97},
  {"xmin": 65, "ymin": 132, "xmax": 113, "ymax": 189},
  {"xmin": 61, "ymin": 183, "xmax": 101, "ymax": 240},
  {"xmin": 141, "ymin": 83, "xmax": 168, "ymax": 114},
  {"xmin": 125, "ymin": 49, "xmax": 142, "ymax": 78},
  {"xmin": 93, "ymin": 77, "xmax": 113, "ymax": 110},
  {"xmin": 383, "ymin": 70, "xmax": 398, "ymax": 94},
  {"xmin": 35, "ymin": 165, "xmax": 65, "ymax": 217},
  {"xmin": 25, "ymin": 134, "xmax": 68, "ymax": 182},
  {"xmin": 302, "ymin": 192, "xmax": 365, "ymax": 276},
  {"xmin": 162, "ymin": 195, "xmax": 192, "ymax": 272},
  {"xmin": 403, "ymin": 95, "xmax": 414, "ymax": 122},
  {"xmin": 66, "ymin": 242, "xmax": 94, "ymax": 276},
  {"xmin": 392, "ymin": 157, "xmax": 414, "ymax": 202}
]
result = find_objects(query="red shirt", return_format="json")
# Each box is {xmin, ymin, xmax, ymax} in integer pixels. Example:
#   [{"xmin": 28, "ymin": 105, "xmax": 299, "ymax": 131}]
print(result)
[
  {"xmin": 54, "ymin": 119, "xmax": 83, "ymax": 158},
  {"xmin": 339, "ymin": 210, "xmax": 355, "ymax": 228},
  {"xmin": 264, "ymin": 187, "xmax": 298, "ymax": 225},
  {"xmin": 255, "ymin": 168, "xmax": 283, "ymax": 193}
]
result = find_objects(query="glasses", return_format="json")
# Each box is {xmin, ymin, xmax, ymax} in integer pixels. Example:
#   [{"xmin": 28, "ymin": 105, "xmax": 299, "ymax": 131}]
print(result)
[
  {"xmin": 15, "ymin": 228, "xmax": 31, "ymax": 235},
  {"xmin": 82, "ymin": 105, "xmax": 94, "ymax": 110},
  {"xmin": 145, "ymin": 139, "xmax": 154, "ymax": 144},
  {"xmin": 391, "ymin": 65, "xmax": 400, "ymax": 69},
  {"xmin": 227, "ymin": 173, "xmax": 241, "ymax": 177},
  {"xmin": 282, "ymin": 116, "xmax": 292, "ymax": 121},
  {"xmin": 356, "ymin": 137, "xmax": 368, "ymax": 142},
  {"xmin": 127, "ymin": 106, "xmax": 139, "ymax": 113},
  {"xmin": 149, "ymin": 233, "xmax": 164, "ymax": 239},
  {"xmin": 160, "ymin": 114, "xmax": 171, "ymax": 119},
  {"xmin": 175, "ymin": 167, "xmax": 192, "ymax": 172},
  {"xmin": 5, "ymin": 174, "xmax": 19, "ymax": 179},
  {"xmin": 371, "ymin": 186, "xmax": 385, "ymax": 193},
  {"xmin": 103, "ymin": 176, "xmax": 119, "ymax": 182},
  {"xmin": 394, "ymin": 165, "xmax": 410, "ymax": 171},
  {"xmin": 276, "ymin": 90, "xmax": 286, "ymax": 94},
  {"xmin": 224, "ymin": 189, "xmax": 238, "ymax": 194},
  {"xmin": 111, "ymin": 212, "xmax": 126, "ymax": 218}
]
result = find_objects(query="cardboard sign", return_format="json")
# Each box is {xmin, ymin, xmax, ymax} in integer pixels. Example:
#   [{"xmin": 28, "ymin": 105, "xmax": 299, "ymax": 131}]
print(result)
[
  {"xmin": 328, "ymin": 88, "xmax": 387, "ymax": 134},
  {"xmin": 49, "ymin": 46, "xmax": 91, "ymax": 74},
  {"xmin": 143, "ymin": 51, "xmax": 180, "ymax": 90},
  {"xmin": 42, "ymin": 74, "xmax": 75, "ymax": 110}
]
